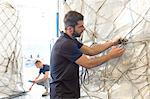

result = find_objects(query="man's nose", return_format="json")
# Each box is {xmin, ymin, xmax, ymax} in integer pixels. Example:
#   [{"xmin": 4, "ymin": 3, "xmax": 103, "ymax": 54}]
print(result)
[{"xmin": 83, "ymin": 27, "xmax": 85, "ymax": 30}]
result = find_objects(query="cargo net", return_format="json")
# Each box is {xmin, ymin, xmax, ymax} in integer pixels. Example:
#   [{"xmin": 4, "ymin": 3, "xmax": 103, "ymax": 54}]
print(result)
[
  {"xmin": 59, "ymin": 0, "xmax": 150, "ymax": 99},
  {"xmin": 0, "ymin": 2, "xmax": 24, "ymax": 98}
]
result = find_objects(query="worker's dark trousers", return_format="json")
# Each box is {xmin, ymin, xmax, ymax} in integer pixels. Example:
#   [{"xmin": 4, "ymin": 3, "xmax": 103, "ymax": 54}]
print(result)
[{"xmin": 50, "ymin": 84, "xmax": 79, "ymax": 99}]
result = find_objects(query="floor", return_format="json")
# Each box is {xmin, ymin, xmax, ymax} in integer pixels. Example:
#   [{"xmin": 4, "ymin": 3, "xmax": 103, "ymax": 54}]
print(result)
[
  {"xmin": 12, "ymin": 59, "xmax": 50, "ymax": 99},
  {"xmin": 14, "ymin": 60, "xmax": 50, "ymax": 99},
  {"xmin": 13, "ymin": 85, "xmax": 50, "ymax": 99}
]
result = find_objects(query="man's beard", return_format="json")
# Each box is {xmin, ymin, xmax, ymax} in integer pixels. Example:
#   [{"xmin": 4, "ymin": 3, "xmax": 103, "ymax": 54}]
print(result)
[
  {"xmin": 72, "ymin": 29, "xmax": 82, "ymax": 37},
  {"xmin": 72, "ymin": 32, "xmax": 80, "ymax": 37}
]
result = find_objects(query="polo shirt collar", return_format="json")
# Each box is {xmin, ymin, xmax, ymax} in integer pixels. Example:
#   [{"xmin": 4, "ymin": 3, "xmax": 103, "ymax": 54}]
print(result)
[{"xmin": 61, "ymin": 31, "xmax": 75, "ymax": 40}]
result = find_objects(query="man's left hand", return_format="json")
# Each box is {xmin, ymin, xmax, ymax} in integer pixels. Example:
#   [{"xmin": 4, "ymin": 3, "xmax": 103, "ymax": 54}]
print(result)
[
  {"xmin": 32, "ymin": 80, "xmax": 38, "ymax": 83},
  {"xmin": 112, "ymin": 37, "xmax": 128, "ymax": 46}
]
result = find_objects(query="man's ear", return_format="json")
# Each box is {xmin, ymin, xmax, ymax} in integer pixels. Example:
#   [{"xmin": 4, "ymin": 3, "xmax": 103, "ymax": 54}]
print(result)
[{"xmin": 67, "ymin": 26, "xmax": 74, "ymax": 33}]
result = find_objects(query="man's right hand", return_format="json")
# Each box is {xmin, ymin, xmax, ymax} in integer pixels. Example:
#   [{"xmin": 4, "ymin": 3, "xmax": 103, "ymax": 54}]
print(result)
[{"xmin": 108, "ymin": 46, "xmax": 125, "ymax": 59}]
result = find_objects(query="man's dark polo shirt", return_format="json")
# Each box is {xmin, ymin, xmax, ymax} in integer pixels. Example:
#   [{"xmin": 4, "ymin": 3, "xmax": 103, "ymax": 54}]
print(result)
[{"xmin": 50, "ymin": 32, "xmax": 83, "ymax": 98}]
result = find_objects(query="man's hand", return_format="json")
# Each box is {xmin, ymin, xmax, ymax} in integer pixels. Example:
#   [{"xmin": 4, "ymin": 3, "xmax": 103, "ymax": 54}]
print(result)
[
  {"xmin": 108, "ymin": 46, "xmax": 125, "ymax": 59},
  {"xmin": 32, "ymin": 80, "xmax": 38, "ymax": 83},
  {"xmin": 112, "ymin": 38, "xmax": 128, "ymax": 46},
  {"xmin": 111, "ymin": 36, "xmax": 128, "ymax": 46}
]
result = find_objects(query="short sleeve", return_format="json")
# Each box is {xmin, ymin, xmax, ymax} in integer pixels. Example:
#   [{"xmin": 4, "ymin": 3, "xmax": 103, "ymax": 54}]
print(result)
[
  {"xmin": 74, "ymin": 39, "xmax": 83, "ymax": 48},
  {"xmin": 39, "ymin": 69, "xmax": 42, "ymax": 74},
  {"xmin": 60, "ymin": 41, "xmax": 83, "ymax": 62},
  {"xmin": 44, "ymin": 65, "xmax": 50, "ymax": 72}
]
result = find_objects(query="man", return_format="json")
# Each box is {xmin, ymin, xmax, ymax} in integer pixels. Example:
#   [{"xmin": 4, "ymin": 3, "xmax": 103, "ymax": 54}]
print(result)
[
  {"xmin": 50, "ymin": 11, "xmax": 125, "ymax": 99},
  {"xmin": 33, "ymin": 60, "xmax": 50, "ymax": 96}
]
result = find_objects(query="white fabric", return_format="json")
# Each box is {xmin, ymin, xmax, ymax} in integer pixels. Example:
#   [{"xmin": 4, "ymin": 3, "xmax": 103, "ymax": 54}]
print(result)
[{"xmin": 59, "ymin": 0, "xmax": 150, "ymax": 98}]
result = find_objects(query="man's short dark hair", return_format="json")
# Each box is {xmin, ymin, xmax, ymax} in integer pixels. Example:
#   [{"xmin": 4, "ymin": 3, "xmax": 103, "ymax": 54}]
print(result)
[
  {"xmin": 64, "ymin": 11, "xmax": 84, "ymax": 29},
  {"xmin": 35, "ymin": 60, "xmax": 41, "ymax": 64}
]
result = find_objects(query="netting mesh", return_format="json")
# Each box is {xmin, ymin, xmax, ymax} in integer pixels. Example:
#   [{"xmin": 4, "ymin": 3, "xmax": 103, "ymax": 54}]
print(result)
[
  {"xmin": 0, "ymin": 2, "xmax": 24, "ymax": 98},
  {"xmin": 59, "ymin": 0, "xmax": 150, "ymax": 99}
]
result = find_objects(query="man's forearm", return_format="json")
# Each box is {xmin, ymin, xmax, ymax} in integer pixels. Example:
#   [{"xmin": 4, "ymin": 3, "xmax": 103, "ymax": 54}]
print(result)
[
  {"xmin": 35, "ymin": 75, "xmax": 40, "ymax": 79},
  {"xmin": 90, "ymin": 41, "xmax": 114, "ymax": 55},
  {"xmin": 81, "ymin": 41, "xmax": 114, "ymax": 56},
  {"xmin": 36, "ymin": 77, "xmax": 48, "ymax": 83},
  {"xmin": 86, "ymin": 54, "xmax": 112, "ymax": 69},
  {"xmin": 77, "ymin": 46, "xmax": 124, "ymax": 69}
]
